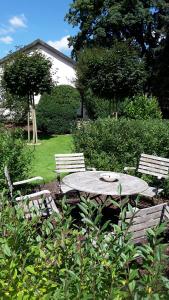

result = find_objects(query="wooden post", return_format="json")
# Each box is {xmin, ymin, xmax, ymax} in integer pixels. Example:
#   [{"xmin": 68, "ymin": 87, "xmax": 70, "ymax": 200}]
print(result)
[{"xmin": 27, "ymin": 111, "xmax": 30, "ymax": 142}]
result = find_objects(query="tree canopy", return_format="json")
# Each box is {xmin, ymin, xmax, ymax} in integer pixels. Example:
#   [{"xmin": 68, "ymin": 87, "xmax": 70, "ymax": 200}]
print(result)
[
  {"xmin": 66, "ymin": 0, "xmax": 169, "ymax": 62},
  {"xmin": 2, "ymin": 51, "xmax": 53, "ymax": 99},
  {"xmin": 76, "ymin": 42, "xmax": 146, "ymax": 100}
]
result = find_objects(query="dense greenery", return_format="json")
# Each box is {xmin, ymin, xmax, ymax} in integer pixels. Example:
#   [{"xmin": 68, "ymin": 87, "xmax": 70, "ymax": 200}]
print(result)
[
  {"xmin": 120, "ymin": 95, "xmax": 162, "ymax": 120},
  {"xmin": 37, "ymin": 85, "xmax": 80, "ymax": 134},
  {"xmin": 66, "ymin": 0, "xmax": 169, "ymax": 111},
  {"xmin": 66, "ymin": 0, "xmax": 169, "ymax": 61},
  {"xmin": 77, "ymin": 44, "xmax": 146, "ymax": 113},
  {"xmin": 74, "ymin": 117, "xmax": 169, "ymax": 176},
  {"xmin": 84, "ymin": 89, "xmax": 110, "ymax": 119},
  {"xmin": 0, "ymin": 194, "xmax": 168, "ymax": 299},
  {"xmin": 0, "ymin": 127, "xmax": 32, "ymax": 189}
]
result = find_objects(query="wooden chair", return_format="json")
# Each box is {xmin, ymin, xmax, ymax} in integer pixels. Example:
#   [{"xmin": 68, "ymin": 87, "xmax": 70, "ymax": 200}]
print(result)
[
  {"xmin": 120, "ymin": 203, "xmax": 169, "ymax": 244},
  {"xmin": 4, "ymin": 166, "xmax": 44, "ymax": 199},
  {"xmin": 55, "ymin": 153, "xmax": 95, "ymax": 194},
  {"xmin": 124, "ymin": 154, "xmax": 169, "ymax": 198},
  {"xmin": 15, "ymin": 190, "xmax": 59, "ymax": 219}
]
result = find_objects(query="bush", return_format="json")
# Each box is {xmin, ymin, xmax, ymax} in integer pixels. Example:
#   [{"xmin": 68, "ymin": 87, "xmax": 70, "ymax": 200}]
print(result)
[
  {"xmin": 84, "ymin": 89, "xmax": 110, "ymax": 119},
  {"xmin": 0, "ymin": 127, "xmax": 32, "ymax": 190},
  {"xmin": 37, "ymin": 85, "xmax": 81, "ymax": 134},
  {"xmin": 0, "ymin": 194, "xmax": 168, "ymax": 299},
  {"xmin": 74, "ymin": 118, "xmax": 169, "ymax": 192},
  {"xmin": 120, "ymin": 95, "xmax": 162, "ymax": 119}
]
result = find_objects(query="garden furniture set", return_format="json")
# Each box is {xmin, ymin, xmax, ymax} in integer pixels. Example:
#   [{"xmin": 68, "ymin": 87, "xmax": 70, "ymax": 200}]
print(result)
[{"xmin": 4, "ymin": 153, "xmax": 169, "ymax": 241}]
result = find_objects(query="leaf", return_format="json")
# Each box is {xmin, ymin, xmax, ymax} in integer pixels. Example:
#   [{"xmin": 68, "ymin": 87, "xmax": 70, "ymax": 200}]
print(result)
[
  {"xmin": 2, "ymin": 243, "xmax": 11, "ymax": 257},
  {"xmin": 25, "ymin": 265, "xmax": 37, "ymax": 275}
]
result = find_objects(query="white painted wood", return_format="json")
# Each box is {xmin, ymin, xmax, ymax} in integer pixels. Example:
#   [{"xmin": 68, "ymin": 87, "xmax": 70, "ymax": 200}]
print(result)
[
  {"xmin": 62, "ymin": 171, "xmax": 148, "ymax": 196},
  {"xmin": 141, "ymin": 154, "xmax": 169, "ymax": 164},
  {"xmin": 138, "ymin": 168, "xmax": 168, "ymax": 178},
  {"xmin": 57, "ymin": 164, "xmax": 85, "ymax": 169},
  {"xmin": 56, "ymin": 168, "xmax": 86, "ymax": 173},
  {"xmin": 55, "ymin": 153, "xmax": 84, "ymax": 157},
  {"xmin": 13, "ymin": 176, "xmax": 43, "ymax": 186}
]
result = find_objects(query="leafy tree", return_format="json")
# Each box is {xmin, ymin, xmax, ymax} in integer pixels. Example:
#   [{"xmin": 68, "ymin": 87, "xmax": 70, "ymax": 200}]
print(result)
[
  {"xmin": 65, "ymin": 0, "xmax": 169, "ymax": 60},
  {"xmin": 152, "ymin": 34, "xmax": 169, "ymax": 115},
  {"xmin": 2, "ymin": 51, "xmax": 53, "ymax": 143},
  {"xmin": 76, "ymin": 43, "xmax": 146, "ymax": 115},
  {"xmin": 66, "ymin": 0, "xmax": 169, "ymax": 98}
]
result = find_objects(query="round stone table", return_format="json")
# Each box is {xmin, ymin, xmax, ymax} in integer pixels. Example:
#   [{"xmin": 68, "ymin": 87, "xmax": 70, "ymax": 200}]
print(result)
[{"xmin": 62, "ymin": 171, "xmax": 149, "ymax": 197}]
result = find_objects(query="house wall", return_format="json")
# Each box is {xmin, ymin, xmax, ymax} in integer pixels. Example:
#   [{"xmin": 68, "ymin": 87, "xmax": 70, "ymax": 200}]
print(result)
[{"xmin": 28, "ymin": 44, "xmax": 76, "ymax": 105}]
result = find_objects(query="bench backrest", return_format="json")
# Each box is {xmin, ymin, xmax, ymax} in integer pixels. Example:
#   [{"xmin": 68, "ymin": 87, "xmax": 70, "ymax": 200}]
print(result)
[
  {"xmin": 123, "ymin": 203, "xmax": 169, "ymax": 243},
  {"xmin": 138, "ymin": 154, "xmax": 169, "ymax": 179},
  {"xmin": 55, "ymin": 153, "xmax": 86, "ymax": 174}
]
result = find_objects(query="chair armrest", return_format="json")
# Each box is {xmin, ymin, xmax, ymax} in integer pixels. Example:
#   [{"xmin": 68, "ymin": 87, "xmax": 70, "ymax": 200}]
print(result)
[
  {"xmin": 13, "ymin": 176, "xmax": 44, "ymax": 186},
  {"xmin": 86, "ymin": 167, "xmax": 96, "ymax": 171},
  {"xmin": 15, "ymin": 190, "xmax": 51, "ymax": 201},
  {"xmin": 124, "ymin": 167, "xmax": 136, "ymax": 172}
]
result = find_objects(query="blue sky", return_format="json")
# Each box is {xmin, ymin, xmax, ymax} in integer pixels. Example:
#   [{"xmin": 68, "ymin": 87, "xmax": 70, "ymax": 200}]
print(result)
[{"xmin": 0, "ymin": 0, "xmax": 77, "ymax": 58}]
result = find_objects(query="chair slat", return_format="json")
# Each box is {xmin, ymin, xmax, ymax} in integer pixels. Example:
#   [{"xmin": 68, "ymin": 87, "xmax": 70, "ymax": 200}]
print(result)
[
  {"xmin": 138, "ymin": 164, "xmax": 168, "ymax": 175},
  {"xmin": 141, "ymin": 154, "xmax": 169, "ymax": 164},
  {"xmin": 139, "ymin": 161, "xmax": 169, "ymax": 171},
  {"xmin": 140, "ymin": 157, "xmax": 169, "ymax": 168},
  {"xmin": 57, "ymin": 168, "xmax": 86, "ymax": 173},
  {"xmin": 138, "ymin": 168, "xmax": 168, "ymax": 178},
  {"xmin": 125, "ymin": 203, "xmax": 166, "ymax": 218},
  {"xmin": 57, "ymin": 164, "xmax": 85, "ymax": 169},
  {"xmin": 55, "ymin": 153, "xmax": 84, "ymax": 157}
]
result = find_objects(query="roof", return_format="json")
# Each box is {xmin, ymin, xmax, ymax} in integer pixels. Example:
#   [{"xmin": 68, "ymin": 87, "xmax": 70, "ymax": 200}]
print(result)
[{"xmin": 0, "ymin": 38, "xmax": 76, "ymax": 66}]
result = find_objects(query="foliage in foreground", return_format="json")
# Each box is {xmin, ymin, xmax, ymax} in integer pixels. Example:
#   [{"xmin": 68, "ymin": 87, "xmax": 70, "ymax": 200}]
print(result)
[
  {"xmin": 0, "ymin": 127, "xmax": 32, "ymax": 190},
  {"xmin": 37, "ymin": 85, "xmax": 81, "ymax": 134},
  {"xmin": 0, "ymin": 193, "xmax": 169, "ymax": 299}
]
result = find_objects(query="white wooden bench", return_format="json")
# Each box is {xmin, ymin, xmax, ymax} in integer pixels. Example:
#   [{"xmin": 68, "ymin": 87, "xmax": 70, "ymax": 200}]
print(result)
[
  {"xmin": 120, "ymin": 203, "xmax": 169, "ymax": 244},
  {"xmin": 124, "ymin": 154, "xmax": 169, "ymax": 198},
  {"xmin": 55, "ymin": 153, "xmax": 95, "ymax": 194}
]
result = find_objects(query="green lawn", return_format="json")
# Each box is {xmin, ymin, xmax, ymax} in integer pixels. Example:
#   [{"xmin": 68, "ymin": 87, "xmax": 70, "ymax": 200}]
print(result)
[{"xmin": 29, "ymin": 134, "xmax": 74, "ymax": 182}]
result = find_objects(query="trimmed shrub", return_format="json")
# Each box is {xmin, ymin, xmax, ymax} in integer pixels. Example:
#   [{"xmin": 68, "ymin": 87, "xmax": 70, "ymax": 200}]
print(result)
[
  {"xmin": 0, "ymin": 127, "xmax": 32, "ymax": 190},
  {"xmin": 120, "ymin": 95, "xmax": 162, "ymax": 119},
  {"xmin": 37, "ymin": 85, "xmax": 81, "ymax": 134},
  {"xmin": 74, "ymin": 118, "xmax": 169, "ymax": 184}
]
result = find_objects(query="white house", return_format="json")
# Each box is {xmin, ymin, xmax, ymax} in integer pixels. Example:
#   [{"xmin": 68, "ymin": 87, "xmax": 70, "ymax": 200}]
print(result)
[{"xmin": 0, "ymin": 39, "xmax": 76, "ymax": 106}]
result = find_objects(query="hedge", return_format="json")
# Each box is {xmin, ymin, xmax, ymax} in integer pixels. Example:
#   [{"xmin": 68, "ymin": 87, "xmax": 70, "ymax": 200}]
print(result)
[{"xmin": 37, "ymin": 85, "xmax": 81, "ymax": 134}]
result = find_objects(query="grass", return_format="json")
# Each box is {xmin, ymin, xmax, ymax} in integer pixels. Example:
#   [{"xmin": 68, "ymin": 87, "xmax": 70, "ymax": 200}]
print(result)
[{"xmin": 29, "ymin": 134, "xmax": 74, "ymax": 182}]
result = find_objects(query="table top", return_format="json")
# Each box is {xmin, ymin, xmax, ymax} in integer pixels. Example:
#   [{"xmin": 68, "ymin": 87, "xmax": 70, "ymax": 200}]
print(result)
[{"xmin": 62, "ymin": 171, "xmax": 149, "ymax": 196}]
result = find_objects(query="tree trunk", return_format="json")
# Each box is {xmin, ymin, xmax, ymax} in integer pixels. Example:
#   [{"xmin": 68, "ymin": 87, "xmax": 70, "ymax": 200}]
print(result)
[
  {"xmin": 27, "ymin": 95, "xmax": 31, "ymax": 142},
  {"xmin": 32, "ymin": 95, "xmax": 38, "ymax": 144}
]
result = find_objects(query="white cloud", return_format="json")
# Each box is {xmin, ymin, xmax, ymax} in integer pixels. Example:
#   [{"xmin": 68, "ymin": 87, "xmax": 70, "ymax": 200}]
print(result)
[
  {"xmin": 47, "ymin": 36, "xmax": 72, "ymax": 52},
  {"xmin": 9, "ymin": 14, "xmax": 27, "ymax": 28},
  {"xmin": 0, "ymin": 26, "xmax": 14, "ymax": 35},
  {"xmin": 0, "ymin": 36, "xmax": 13, "ymax": 44}
]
